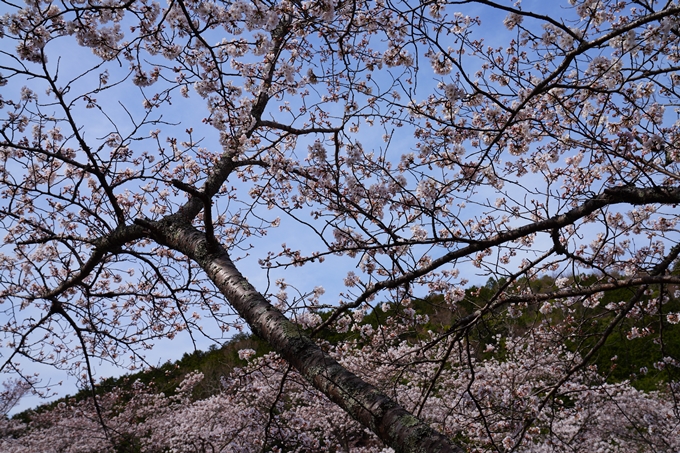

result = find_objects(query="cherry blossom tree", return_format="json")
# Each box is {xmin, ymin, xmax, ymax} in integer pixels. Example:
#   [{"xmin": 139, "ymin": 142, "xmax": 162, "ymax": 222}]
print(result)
[
  {"xmin": 0, "ymin": 379, "xmax": 30, "ymax": 417},
  {"xmin": 2, "ymin": 336, "xmax": 679, "ymax": 452},
  {"xmin": 1, "ymin": 0, "xmax": 680, "ymax": 451}
]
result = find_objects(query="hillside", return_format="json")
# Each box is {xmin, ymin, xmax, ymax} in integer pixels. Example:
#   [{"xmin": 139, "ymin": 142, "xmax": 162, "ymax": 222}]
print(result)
[{"xmin": 12, "ymin": 274, "xmax": 680, "ymax": 424}]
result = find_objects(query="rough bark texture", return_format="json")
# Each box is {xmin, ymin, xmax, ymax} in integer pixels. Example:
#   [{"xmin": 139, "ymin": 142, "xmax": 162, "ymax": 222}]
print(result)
[{"xmin": 152, "ymin": 219, "xmax": 464, "ymax": 453}]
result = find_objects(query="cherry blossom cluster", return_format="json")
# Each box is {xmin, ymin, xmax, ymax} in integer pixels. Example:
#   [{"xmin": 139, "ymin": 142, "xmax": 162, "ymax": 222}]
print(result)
[{"xmin": 2, "ymin": 330, "xmax": 678, "ymax": 452}]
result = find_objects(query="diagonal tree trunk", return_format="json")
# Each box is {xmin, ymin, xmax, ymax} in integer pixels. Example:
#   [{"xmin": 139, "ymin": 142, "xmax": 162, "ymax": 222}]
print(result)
[{"xmin": 135, "ymin": 216, "xmax": 464, "ymax": 453}]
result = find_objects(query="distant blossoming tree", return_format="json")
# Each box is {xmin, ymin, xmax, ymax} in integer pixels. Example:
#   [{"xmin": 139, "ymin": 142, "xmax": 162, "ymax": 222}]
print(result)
[
  {"xmin": 1, "ymin": 0, "xmax": 680, "ymax": 452},
  {"xmin": 2, "ymin": 335, "xmax": 679, "ymax": 452}
]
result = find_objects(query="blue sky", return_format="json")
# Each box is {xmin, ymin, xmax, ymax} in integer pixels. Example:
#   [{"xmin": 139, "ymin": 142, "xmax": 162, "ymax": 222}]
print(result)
[{"xmin": 3, "ymin": 0, "xmax": 674, "ymax": 415}]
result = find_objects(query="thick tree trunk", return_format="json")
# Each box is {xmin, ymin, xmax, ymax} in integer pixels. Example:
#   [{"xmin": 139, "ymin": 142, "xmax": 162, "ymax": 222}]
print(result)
[{"xmin": 150, "ymin": 218, "xmax": 464, "ymax": 453}]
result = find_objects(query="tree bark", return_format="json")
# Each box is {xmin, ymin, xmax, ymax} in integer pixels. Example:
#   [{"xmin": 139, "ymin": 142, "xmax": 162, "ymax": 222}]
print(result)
[{"xmin": 144, "ymin": 218, "xmax": 464, "ymax": 453}]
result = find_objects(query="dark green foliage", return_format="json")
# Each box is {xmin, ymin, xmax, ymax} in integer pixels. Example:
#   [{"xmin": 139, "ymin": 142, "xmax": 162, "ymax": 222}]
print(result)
[
  {"xmin": 111, "ymin": 432, "xmax": 144, "ymax": 453},
  {"xmin": 592, "ymin": 291, "xmax": 680, "ymax": 391}
]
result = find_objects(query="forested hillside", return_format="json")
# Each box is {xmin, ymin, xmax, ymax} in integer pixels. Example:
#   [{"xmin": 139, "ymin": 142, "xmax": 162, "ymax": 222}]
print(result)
[{"xmin": 5, "ymin": 275, "xmax": 680, "ymax": 452}]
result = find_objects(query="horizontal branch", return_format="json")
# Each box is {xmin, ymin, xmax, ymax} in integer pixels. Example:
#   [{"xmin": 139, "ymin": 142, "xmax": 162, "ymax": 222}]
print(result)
[
  {"xmin": 315, "ymin": 185, "xmax": 680, "ymax": 333},
  {"xmin": 40, "ymin": 224, "xmax": 147, "ymax": 300},
  {"xmin": 502, "ymin": 274, "xmax": 680, "ymax": 305}
]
